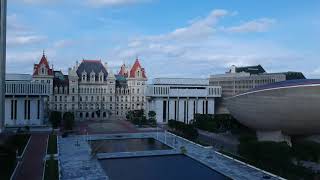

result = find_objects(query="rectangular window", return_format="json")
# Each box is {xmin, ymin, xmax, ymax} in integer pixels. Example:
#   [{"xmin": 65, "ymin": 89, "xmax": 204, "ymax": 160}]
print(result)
[
  {"xmin": 24, "ymin": 100, "xmax": 31, "ymax": 120},
  {"xmin": 15, "ymin": 100, "xmax": 17, "ymax": 120},
  {"xmin": 174, "ymin": 101, "xmax": 177, "ymax": 120},
  {"xmin": 163, "ymin": 101, "xmax": 167, "ymax": 122},
  {"xmin": 167, "ymin": 100, "xmax": 170, "ymax": 121},
  {"xmin": 24, "ymin": 100, "xmax": 27, "ymax": 119},
  {"xmin": 193, "ymin": 101, "xmax": 196, "ymax": 116},
  {"xmin": 11, "ymin": 100, "xmax": 14, "ymax": 120},
  {"xmin": 184, "ymin": 101, "xmax": 187, "ymax": 123},
  {"xmin": 203, "ymin": 101, "xmax": 205, "ymax": 114},
  {"xmin": 206, "ymin": 100, "xmax": 208, "ymax": 114},
  {"xmin": 37, "ymin": 100, "xmax": 40, "ymax": 119}
]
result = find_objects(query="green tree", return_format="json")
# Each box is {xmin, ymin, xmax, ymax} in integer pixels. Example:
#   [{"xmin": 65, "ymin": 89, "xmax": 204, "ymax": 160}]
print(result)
[
  {"xmin": 49, "ymin": 111, "xmax": 61, "ymax": 128},
  {"xmin": 148, "ymin": 111, "xmax": 157, "ymax": 126},
  {"xmin": 63, "ymin": 112, "xmax": 75, "ymax": 130},
  {"xmin": 126, "ymin": 111, "xmax": 134, "ymax": 121}
]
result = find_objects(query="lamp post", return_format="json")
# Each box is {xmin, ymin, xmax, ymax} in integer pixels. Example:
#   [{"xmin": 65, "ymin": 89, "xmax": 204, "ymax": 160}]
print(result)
[{"xmin": 0, "ymin": 0, "xmax": 7, "ymax": 133}]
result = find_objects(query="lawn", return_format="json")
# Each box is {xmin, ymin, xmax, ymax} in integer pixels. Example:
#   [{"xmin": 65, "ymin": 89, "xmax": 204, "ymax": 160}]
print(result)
[
  {"xmin": 47, "ymin": 134, "xmax": 57, "ymax": 154},
  {"xmin": 44, "ymin": 158, "xmax": 59, "ymax": 180}
]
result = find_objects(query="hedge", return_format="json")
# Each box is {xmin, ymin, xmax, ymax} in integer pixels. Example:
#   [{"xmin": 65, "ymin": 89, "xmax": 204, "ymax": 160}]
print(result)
[{"xmin": 168, "ymin": 120, "xmax": 198, "ymax": 140}]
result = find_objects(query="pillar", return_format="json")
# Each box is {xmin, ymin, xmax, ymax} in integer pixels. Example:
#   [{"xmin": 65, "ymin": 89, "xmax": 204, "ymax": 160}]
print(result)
[{"xmin": 0, "ymin": 0, "xmax": 7, "ymax": 132}]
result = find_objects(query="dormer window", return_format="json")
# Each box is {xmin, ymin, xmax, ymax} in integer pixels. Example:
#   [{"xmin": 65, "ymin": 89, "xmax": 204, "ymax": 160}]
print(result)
[
  {"xmin": 99, "ymin": 71, "xmax": 104, "ymax": 82},
  {"xmin": 82, "ymin": 71, "xmax": 87, "ymax": 81},
  {"xmin": 40, "ymin": 64, "xmax": 47, "ymax": 75},
  {"xmin": 90, "ymin": 71, "xmax": 95, "ymax": 82}
]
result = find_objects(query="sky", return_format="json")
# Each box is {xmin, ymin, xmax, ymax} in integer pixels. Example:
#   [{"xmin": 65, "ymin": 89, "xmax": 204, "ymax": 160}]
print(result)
[{"xmin": 6, "ymin": 0, "xmax": 320, "ymax": 79}]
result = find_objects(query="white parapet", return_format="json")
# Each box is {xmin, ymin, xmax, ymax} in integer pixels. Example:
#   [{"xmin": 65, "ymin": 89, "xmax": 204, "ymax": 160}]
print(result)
[{"xmin": 257, "ymin": 130, "xmax": 292, "ymax": 146}]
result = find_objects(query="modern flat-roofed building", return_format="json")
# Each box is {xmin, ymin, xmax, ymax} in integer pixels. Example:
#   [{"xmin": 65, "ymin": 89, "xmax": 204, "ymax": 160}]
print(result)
[
  {"xmin": 209, "ymin": 65, "xmax": 305, "ymax": 113},
  {"xmin": 4, "ymin": 74, "xmax": 51, "ymax": 127},
  {"xmin": 146, "ymin": 78, "xmax": 221, "ymax": 124}
]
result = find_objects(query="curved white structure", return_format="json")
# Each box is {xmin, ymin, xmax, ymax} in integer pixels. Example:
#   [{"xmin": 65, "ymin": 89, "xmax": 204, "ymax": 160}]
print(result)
[{"xmin": 226, "ymin": 80, "xmax": 320, "ymax": 136}]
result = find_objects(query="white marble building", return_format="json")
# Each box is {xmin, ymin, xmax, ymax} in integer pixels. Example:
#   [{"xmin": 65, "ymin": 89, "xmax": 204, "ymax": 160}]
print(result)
[
  {"xmin": 146, "ymin": 78, "xmax": 221, "ymax": 124},
  {"xmin": 4, "ymin": 74, "xmax": 51, "ymax": 127}
]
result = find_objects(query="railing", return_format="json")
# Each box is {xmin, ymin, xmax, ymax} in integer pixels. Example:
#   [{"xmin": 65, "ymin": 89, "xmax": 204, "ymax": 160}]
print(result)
[
  {"xmin": 5, "ymin": 82, "xmax": 50, "ymax": 96},
  {"xmin": 146, "ymin": 85, "xmax": 221, "ymax": 97}
]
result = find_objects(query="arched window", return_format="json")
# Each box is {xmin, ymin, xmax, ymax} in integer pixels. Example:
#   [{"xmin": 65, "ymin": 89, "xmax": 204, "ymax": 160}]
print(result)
[
  {"xmin": 91, "ymin": 112, "xmax": 95, "ymax": 118},
  {"xmin": 86, "ymin": 112, "xmax": 89, "ymax": 118},
  {"xmin": 80, "ymin": 113, "xmax": 83, "ymax": 118},
  {"xmin": 103, "ymin": 112, "xmax": 106, "ymax": 118}
]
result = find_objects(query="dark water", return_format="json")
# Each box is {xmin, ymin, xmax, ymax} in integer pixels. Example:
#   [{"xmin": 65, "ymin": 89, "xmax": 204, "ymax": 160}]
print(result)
[
  {"xmin": 99, "ymin": 155, "xmax": 230, "ymax": 180},
  {"xmin": 90, "ymin": 138, "xmax": 171, "ymax": 153}
]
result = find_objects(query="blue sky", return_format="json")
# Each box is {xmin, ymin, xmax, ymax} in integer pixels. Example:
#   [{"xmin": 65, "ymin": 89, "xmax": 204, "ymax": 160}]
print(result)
[{"xmin": 6, "ymin": 0, "xmax": 320, "ymax": 79}]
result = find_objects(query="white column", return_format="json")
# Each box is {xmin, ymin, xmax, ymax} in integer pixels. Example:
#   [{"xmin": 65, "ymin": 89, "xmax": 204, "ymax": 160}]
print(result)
[
  {"xmin": 208, "ymin": 98, "xmax": 215, "ymax": 114},
  {"xmin": 168, "ymin": 99, "xmax": 175, "ymax": 120},
  {"xmin": 178, "ymin": 98, "xmax": 184, "ymax": 122},
  {"xmin": 188, "ymin": 99, "xmax": 194, "ymax": 123}
]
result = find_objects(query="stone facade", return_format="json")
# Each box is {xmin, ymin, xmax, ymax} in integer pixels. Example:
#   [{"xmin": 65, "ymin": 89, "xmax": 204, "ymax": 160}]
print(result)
[{"xmin": 32, "ymin": 53, "xmax": 147, "ymax": 121}]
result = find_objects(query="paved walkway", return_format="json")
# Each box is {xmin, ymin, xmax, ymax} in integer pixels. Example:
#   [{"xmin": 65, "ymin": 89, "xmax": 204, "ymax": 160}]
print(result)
[
  {"xmin": 59, "ymin": 133, "xmax": 283, "ymax": 180},
  {"xmin": 14, "ymin": 133, "xmax": 48, "ymax": 180}
]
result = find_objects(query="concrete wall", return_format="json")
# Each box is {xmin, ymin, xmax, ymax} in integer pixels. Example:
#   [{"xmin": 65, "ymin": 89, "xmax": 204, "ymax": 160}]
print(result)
[{"xmin": 5, "ymin": 96, "xmax": 45, "ymax": 127}]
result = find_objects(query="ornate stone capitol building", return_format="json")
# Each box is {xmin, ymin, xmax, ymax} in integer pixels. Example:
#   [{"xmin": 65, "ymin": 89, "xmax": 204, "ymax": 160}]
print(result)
[{"xmin": 33, "ymin": 53, "xmax": 147, "ymax": 121}]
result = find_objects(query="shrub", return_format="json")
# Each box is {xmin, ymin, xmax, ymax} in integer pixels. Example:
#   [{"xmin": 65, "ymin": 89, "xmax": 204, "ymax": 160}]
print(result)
[
  {"xmin": 292, "ymin": 140, "xmax": 320, "ymax": 162},
  {"xmin": 147, "ymin": 138, "xmax": 155, "ymax": 144},
  {"xmin": 148, "ymin": 111, "xmax": 157, "ymax": 126},
  {"xmin": 49, "ymin": 111, "xmax": 61, "ymax": 128},
  {"xmin": 193, "ymin": 114, "xmax": 242, "ymax": 133},
  {"xmin": 237, "ymin": 139, "xmax": 318, "ymax": 179},
  {"xmin": 127, "ymin": 110, "xmax": 149, "ymax": 126},
  {"xmin": 180, "ymin": 146, "xmax": 187, "ymax": 154},
  {"xmin": 63, "ymin": 112, "xmax": 75, "ymax": 130},
  {"xmin": 167, "ymin": 120, "xmax": 198, "ymax": 140}
]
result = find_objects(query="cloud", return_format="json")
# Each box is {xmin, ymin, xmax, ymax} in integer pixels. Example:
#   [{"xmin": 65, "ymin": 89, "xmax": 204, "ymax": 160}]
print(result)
[
  {"xmin": 223, "ymin": 18, "xmax": 276, "ymax": 33},
  {"xmin": 86, "ymin": 0, "xmax": 149, "ymax": 7},
  {"xmin": 7, "ymin": 14, "xmax": 47, "ymax": 46},
  {"xmin": 105, "ymin": 9, "xmax": 304, "ymax": 79},
  {"xmin": 12, "ymin": 0, "xmax": 62, "ymax": 4},
  {"xmin": 134, "ymin": 9, "xmax": 229, "ymax": 44},
  {"xmin": 7, "ymin": 35, "xmax": 47, "ymax": 46},
  {"xmin": 53, "ymin": 40, "xmax": 74, "ymax": 48}
]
